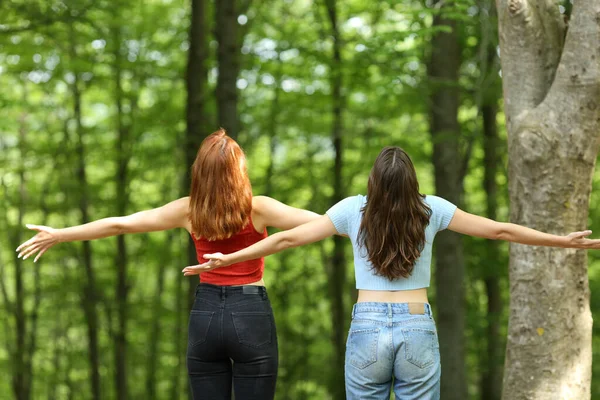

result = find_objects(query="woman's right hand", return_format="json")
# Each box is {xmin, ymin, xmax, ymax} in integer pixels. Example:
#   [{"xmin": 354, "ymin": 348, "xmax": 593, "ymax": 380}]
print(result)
[
  {"xmin": 181, "ymin": 253, "xmax": 231, "ymax": 276},
  {"xmin": 16, "ymin": 224, "xmax": 61, "ymax": 262}
]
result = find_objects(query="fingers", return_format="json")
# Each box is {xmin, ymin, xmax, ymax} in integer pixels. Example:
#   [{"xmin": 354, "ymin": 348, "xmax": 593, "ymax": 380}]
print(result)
[
  {"xmin": 19, "ymin": 243, "xmax": 43, "ymax": 260},
  {"xmin": 181, "ymin": 262, "xmax": 211, "ymax": 272},
  {"xmin": 33, "ymin": 248, "xmax": 48, "ymax": 263},
  {"xmin": 16, "ymin": 235, "xmax": 39, "ymax": 252},
  {"xmin": 26, "ymin": 224, "xmax": 48, "ymax": 232},
  {"xmin": 203, "ymin": 253, "xmax": 221, "ymax": 260},
  {"xmin": 181, "ymin": 261, "xmax": 219, "ymax": 276}
]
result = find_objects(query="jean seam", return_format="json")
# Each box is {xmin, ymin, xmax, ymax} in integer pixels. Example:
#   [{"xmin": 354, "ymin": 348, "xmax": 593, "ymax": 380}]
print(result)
[{"xmin": 188, "ymin": 311, "xmax": 214, "ymax": 348}]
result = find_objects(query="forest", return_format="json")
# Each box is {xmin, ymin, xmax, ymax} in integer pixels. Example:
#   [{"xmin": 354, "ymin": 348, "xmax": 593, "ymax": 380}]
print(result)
[{"xmin": 1, "ymin": 0, "xmax": 599, "ymax": 399}]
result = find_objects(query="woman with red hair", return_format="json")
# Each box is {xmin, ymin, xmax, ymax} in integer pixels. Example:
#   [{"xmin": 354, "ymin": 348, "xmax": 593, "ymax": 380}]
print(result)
[{"xmin": 16, "ymin": 128, "xmax": 318, "ymax": 400}]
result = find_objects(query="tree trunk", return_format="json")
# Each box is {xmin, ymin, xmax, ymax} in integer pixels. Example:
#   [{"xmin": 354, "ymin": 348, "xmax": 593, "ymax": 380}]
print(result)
[
  {"xmin": 497, "ymin": 1, "xmax": 600, "ymax": 399},
  {"xmin": 215, "ymin": 0, "xmax": 242, "ymax": 138},
  {"xmin": 145, "ymin": 233, "xmax": 171, "ymax": 400},
  {"xmin": 323, "ymin": 1, "xmax": 347, "ymax": 398},
  {"xmin": 428, "ymin": 3, "xmax": 466, "ymax": 400},
  {"xmin": 113, "ymin": 25, "xmax": 131, "ymax": 400},
  {"xmin": 480, "ymin": 100, "xmax": 503, "ymax": 400},
  {"xmin": 185, "ymin": 0, "xmax": 210, "ymax": 398},
  {"xmin": 70, "ymin": 34, "xmax": 102, "ymax": 400},
  {"xmin": 478, "ymin": 2, "xmax": 504, "ymax": 397},
  {"xmin": 170, "ymin": 258, "xmax": 185, "ymax": 400},
  {"xmin": 9, "ymin": 111, "xmax": 30, "ymax": 400}
]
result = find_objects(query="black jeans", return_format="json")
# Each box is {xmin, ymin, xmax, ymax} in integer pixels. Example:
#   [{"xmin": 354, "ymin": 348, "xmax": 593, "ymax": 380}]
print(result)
[{"xmin": 187, "ymin": 283, "xmax": 278, "ymax": 400}]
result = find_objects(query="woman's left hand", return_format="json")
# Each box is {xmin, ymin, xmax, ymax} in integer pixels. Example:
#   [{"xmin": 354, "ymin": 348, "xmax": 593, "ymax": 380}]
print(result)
[{"xmin": 182, "ymin": 252, "xmax": 230, "ymax": 276}]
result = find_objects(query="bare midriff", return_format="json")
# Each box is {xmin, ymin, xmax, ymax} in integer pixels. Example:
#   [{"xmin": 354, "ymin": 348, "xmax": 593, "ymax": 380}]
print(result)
[
  {"xmin": 357, "ymin": 288, "xmax": 428, "ymax": 304},
  {"xmin": 233, "ymin": 278, "xmax": 265, "ymax": 287}
]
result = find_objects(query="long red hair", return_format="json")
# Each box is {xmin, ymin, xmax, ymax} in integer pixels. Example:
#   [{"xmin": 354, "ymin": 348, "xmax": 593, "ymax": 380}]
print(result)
[{"xmin": 189, "ymin": 129, "xmax": 253, "ymax": 240}]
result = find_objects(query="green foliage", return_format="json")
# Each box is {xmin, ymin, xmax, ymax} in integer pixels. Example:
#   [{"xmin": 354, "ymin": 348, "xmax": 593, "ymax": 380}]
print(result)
[{"xmin": 1, "ymin": 0, "xmax": 597, "ymax": 399}]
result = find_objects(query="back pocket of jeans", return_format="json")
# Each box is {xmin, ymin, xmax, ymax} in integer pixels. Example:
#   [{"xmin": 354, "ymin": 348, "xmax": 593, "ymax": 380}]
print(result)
[
  {"xmin": 347, "ymin": 328, "xmax": 379, "ymax": 369},
  {"xmin": 401, "ymin": 328, "xmax": 436, "ymax": 369},
  {"xmin": 231, "ymin": 312, "xmax": 272, "ymax": 348},
  {"xmin": 188, "ymin": 311, "xmax": 214, "ymax": 348}
]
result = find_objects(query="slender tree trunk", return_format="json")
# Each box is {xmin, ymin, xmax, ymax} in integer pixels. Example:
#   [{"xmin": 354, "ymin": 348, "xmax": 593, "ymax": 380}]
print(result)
[
  {"xmin": 264, "ymin": 55, "xmax": 282, "ymax": 197},
  {"xmin": 480, "ymin": 100, "xmax": 503, "ymax": 400},
  {"xmin": 145, "ymin": 233, "xmax": 172, "ymax": 400},
  {"xmin": 185, "ymin": 1, "xmax": 210, "ymax": 398},
  {"xmin": 113, "ymin": 25, "xmax": 130, "ymax": 400},
  {"xmin": 185, "ymin": 0, "xmax": 210, "ymax": 292},
  {"xmin": 477, "ymin": 3, "xmax": 504, "ymax": 397},
  {"xmin": 170, "ymin": 248, "xmax": 185, "ymax": 400},
  {"xmin": 428, "ymin": 3, "xmax": 466, "ymax": 399},
  {"xmin": 497, "ymin": 1, "xmax": 600, "ymax": 399},
  {"xmin": 185, "ymin": 0, "xmax": 210, "ymax": 303},
  {"xmin": 324, "ymin": 1, "xmax": 347, "ymax": 398},
  {"xmin": 10, "ymin": 112, "xmax": 30, "ymax": 400},
  {"xmin": 70, "ymin": 34, "xmax": 102, "ymax": 400},
  {"xmin": 215, "ymin": 0, "xmax": 242, "ymax": 137}
]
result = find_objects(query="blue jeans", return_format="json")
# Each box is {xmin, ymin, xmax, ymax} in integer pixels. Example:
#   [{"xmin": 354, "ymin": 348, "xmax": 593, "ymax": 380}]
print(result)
[{"xmin": 345, "ymin": 303, "xmax": 441, "ymax": 400}]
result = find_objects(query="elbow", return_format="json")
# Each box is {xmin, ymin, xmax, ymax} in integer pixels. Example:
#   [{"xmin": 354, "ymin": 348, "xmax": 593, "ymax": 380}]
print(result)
[
  {"xmin": 494, "ymin": 223, "xmax": 511, "ymax": 241},
  {"xmin": 279, "ymin": 232, "xmax": 300, "ymax": 250},
  {"xmin": 113, "ymin": 217, "xmax": 128, "ymax": 235}
]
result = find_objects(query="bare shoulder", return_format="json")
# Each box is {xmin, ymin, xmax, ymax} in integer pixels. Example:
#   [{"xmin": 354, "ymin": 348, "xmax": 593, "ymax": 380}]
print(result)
[
  {"xmin": 174, "ymin": 196, "xmax": 190, "ymax": 208},
  {"xmin": 251, "ymin": 195, "xmax": 272, "ymax": 214}
]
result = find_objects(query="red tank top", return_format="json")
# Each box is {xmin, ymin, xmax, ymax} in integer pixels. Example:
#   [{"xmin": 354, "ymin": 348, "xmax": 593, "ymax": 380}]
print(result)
[{"xmin": 191, "ymin": 217, "xmax": 268, "ymax": 286}]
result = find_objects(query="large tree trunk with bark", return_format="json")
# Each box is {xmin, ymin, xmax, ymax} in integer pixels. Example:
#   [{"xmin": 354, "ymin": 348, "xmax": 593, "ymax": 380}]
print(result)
[
  {"xmin": 497, "ymin": 1, "xmax": 600, "ymax": 399},
  {"xmin": 428, "ymin": 3, "xmax": 467, "ymax": 400}
]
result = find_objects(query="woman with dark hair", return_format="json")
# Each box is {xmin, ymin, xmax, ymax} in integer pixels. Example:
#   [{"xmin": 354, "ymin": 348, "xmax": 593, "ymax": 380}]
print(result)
[
  {"xmin": 16, "ymin": 129, "xmax": 320, "ymax": 400},
  {"xmin": 183, "ymin": 146, "xmax": 600, "ymax": 400}
]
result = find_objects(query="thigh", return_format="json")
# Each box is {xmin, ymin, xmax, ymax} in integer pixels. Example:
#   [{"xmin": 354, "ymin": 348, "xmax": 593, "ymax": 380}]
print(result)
[
  {"xmin": 344, "ymin": 320, "xmax": 393, "ymax": 400},
  {"xmin": 393, "ymin": 319, "xmax": 441, "ymax": 400},
  {"xmin": 188, "ymin": 359, "xmax": 232, "ymax": 400},
  {"xmin": 227, "ymin": 296, "xmax": 278, "ymax": 399}
]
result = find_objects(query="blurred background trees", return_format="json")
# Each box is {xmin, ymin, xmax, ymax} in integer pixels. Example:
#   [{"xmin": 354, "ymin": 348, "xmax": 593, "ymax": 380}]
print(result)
[{"xmin": 2, "ymin": 0, "xmax": 598, "ymax": 399}]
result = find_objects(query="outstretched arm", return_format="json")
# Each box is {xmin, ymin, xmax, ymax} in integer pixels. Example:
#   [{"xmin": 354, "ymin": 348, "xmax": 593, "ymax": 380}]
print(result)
[
  {"xmin": 447, "ymin": 209, "xmax": 600, "ymax": 249},
  {"xmin": 17, "ymin": 197, "xmax": 190, "ymax": 261},
  {"xmin": 182, "ymin": 215, "xmax": 337, "ymax": 275}
]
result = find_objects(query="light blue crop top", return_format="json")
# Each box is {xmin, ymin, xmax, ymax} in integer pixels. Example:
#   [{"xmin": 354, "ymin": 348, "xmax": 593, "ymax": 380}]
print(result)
[{"xmin": 326, "ymin": 195, "xmax": 457, "ymax": 290}]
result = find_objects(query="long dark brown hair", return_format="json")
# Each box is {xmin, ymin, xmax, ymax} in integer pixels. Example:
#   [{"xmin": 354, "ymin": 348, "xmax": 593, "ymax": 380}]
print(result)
[
  {"xmin": 189, "ymin": 129, "xmax": 253, "ymax": 241},
  {"xmin": 358, "ymin": 147, "xmax": 431, "ymax": 280}
]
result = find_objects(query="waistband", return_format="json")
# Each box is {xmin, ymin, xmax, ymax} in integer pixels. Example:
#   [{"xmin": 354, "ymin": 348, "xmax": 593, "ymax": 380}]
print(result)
[
  {"xmin": 352, "ymin": 302, "xmax": 432, "ymax": 317},
  {"xmin": 196, "ymin": 283, "xmax": 267, "ymax": 296}
]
